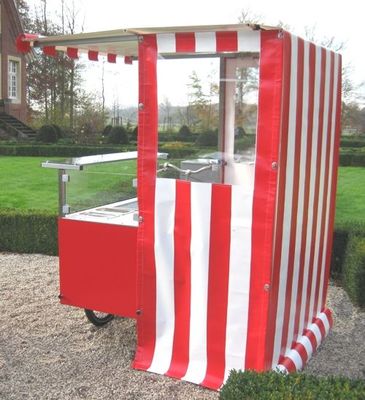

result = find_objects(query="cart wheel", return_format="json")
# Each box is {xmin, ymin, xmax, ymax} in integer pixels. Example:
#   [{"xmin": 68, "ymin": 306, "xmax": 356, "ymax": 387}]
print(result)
[{"xmin": 84, "ymin": 309, "xmax": 114, "ymax": 326}]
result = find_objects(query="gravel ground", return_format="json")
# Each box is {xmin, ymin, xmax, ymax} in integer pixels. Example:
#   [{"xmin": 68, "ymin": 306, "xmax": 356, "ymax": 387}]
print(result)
[{"xmin": 0, "ymin": 253, "xmax": 364, "ymax": 400}]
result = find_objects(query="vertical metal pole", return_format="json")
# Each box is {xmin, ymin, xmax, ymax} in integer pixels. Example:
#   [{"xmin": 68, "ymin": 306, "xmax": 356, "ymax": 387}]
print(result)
[{"xmin": 58, "ymin": 169, "xmax": 66, "ymax": 217}]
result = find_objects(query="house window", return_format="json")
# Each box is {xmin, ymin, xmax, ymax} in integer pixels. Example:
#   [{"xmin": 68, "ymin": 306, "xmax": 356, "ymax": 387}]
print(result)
[{"xmin": 8, "ymin": 60, "xmax": 19, "ymax": 100}]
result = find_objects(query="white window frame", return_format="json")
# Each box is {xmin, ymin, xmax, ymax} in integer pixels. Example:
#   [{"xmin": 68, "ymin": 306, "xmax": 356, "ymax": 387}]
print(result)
[{"xmin": 8, "ymin": 57, "xmax": 21, "ymax": 103}]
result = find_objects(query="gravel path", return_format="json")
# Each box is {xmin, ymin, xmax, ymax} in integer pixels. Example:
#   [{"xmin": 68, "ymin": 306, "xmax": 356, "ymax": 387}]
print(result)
[{"xmin": 0, "ymin": 253, "xmax": 364, "ymax": 400}]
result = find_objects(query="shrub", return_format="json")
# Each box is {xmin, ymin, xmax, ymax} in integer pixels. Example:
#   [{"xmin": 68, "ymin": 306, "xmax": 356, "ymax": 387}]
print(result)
[
  {"xmin": 102, "ymin": 125, "xmax": 113, "ymax": 136},
  {"xmin": 108, "ymin": 126, "xmax": 129, "ymax": 144},
  {"xmin": 176, "ymin": 125, "xmax": 193, "ymax": 142},
  {"xmin": 195, "ymin": 129, "xmax": 218, "ymax": 146},
  {"xmin": 51, "ymin": 124, "xmax": 64, "ymax": 139},
  {"xmin": 0, "ymin": 209, "xmax": 58, "ymax": 255},
  {"xmin": 159, "ymin": 141, "xmax": 197, "ymax": 159},
  {"xmin": 342, "ymin": 235, "xmax": 365, "ymax": 307},
  {"xmin": 129, "ymin": 126, "xmax": 138, "ymax": 141},
  {"xmin": 37, "ymin": 125, "xmax": 58, "ymax": 143},
  {"xmin": 159, "ymin": 131, "xmax": 178, "ymax": 142},
  {"xmin": 220, "ymin": 370, "xmax": 365, "ymax": 400},
  {"xmin": 339, "ymin": 149, "xmax": 365, "ymax": 167}
]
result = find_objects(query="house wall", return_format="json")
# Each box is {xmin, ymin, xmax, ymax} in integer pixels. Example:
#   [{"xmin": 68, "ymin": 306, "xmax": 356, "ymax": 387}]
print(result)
[{"xmin": 0, "ymin": 0, "xmax": 27, "ymax": 122}]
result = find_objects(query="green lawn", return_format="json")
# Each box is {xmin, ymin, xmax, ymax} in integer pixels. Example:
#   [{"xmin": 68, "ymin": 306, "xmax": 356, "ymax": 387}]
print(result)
[
  {"xmin": 0, "ymin": 156, "xmax": 136, "ymax": 212},
  {"xmin": 0, "ymin": 156, "xmax": 364, "ymax": 222},
  {"xmin": 335, "ymin": 167, "xmax": 365, "ymax": 223}
]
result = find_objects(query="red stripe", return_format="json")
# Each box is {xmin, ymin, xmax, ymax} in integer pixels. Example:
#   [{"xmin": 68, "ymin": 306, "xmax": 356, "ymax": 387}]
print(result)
[
  {"xmin": 281, "ymin": 37, "xmax": 305, "ymax": 352},
  {"xmin": 88, "ymin": 50, "xmax": 99, "ymax": 61},
  {"xmin": 67, "ymin": 47, "xmax": 78, "ymax": 59},
  {"xmin": 312, "ymin": 51, "xmax": 335, "ymax": 317},
  {"xmin": 260, "ymin": 32, "xmax": 291, "ymax": 369},
  {"xmin": 303, "ymin": 46, "xmax": 326, "ymax": 329},
  {"xmin": 292, "ymin": 42, "xmax": 316, "ymax": 341},
  {"xmin": 321, "ymin": 55, "xmax": 342, "ymax": 308},
  {"xmin": 281, "ymin": 357, "xmax": 296, "ymax": 373},
  {"xmin": 316, "ymin": 318, "xmax": 326, "ymax": 338},
  {"xmin": 43, "ymin": 46, "xmax": 57, "ymax": 57},
  {"xmin": 175, "ymin": 33, "xmax": 195, "ymax": 52},
  {"xmin": 294, "ymin": 342, "xmax": 308, "ymax": 364},
  {"xmin": 324, "ymin": 308, "xmax": 333, "ymax": 328},
  {"xmin": 107, "ymin": 53, "xmax": 117, "ymax": 63},
  {"xmin": 201, "ymin": 184, "xmax": 231, "ymax": 389},
  {"xmin": 166, "ymin": 181, "xmax": 191, "ymax": 379},
  {"xmin": 305, "ymin": 328, "xmax": 318, "ymax": 350},
  {"xmin": 124, "ymin": 56, "xmax": 133, "ymax": 64},
  {"xmin": 216, "ymin": 31, "xmax": 237, "ymax": 52},
  {"xmin": 133, "ymin": 35, "xmax": 158, "ymax": 371}
]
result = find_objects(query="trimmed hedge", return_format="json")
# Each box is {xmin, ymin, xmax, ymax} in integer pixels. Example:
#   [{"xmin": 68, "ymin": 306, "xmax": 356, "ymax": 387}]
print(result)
[
  {"xmin": 340, "ymin": 138, "xmax": 365, "ymax": 148},
  {"xmin": 339, "ymin": 151, "xmax": 365, "ymax": 167},
  {"xmin": 0, "ymin": 209, "xmax": 58, "ymax": 255},
  {"xmin": 330, "ymin": 221, "xmax": 365, "ymax": 307},
  {"xmin": 159, "ymin": 142, "xmax": 197, "ymax": 159},
  {"xmin": 342, "ymin": 235, "xmax": 365, "ymax": 307},
  {"xmin": 0, "ymin": 144, "xmax": 136, "ymax": 157},
  {"xmin": 220, "ymin": 370, "xmax": 365, "ymax": 400}
]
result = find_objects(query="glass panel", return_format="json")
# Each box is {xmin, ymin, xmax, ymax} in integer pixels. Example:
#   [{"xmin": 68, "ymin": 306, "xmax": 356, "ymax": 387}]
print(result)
[
  {"xmin": 66, "ymin": 159, "xmax": 137, "ymax": 214},
  {"xmin": 156, "ymin": 55, "xmax": 259, "ymax": 187}
]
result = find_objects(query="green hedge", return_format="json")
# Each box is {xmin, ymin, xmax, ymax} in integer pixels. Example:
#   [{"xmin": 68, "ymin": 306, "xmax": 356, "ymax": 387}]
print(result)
[
  {"xmin": 0, "ymin": 144, "xmax": 135, "ymax": 157},
  {"xmin": 331, "ymin": 221, "xmax": 365, "ymax": 307},
  {"xmin": 0, "ymin": 209, "xmax": 58, "ymax": 255},
  {"xmin": 340, "ymin": 138, "xmax": 365, "ymax": 148},
  {"xmin": 220, "ymin": 370, "xmax": 365, "ymax": 400},
  {"xmin": 339, "ymin": 150, "xmax": 365, "ymax": 167}
]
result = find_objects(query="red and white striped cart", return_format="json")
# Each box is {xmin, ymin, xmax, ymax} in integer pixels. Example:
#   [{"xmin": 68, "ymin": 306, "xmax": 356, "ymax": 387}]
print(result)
[{"xmin": 18, "ymin": 23, "xmax": 341, "ymax": 390}]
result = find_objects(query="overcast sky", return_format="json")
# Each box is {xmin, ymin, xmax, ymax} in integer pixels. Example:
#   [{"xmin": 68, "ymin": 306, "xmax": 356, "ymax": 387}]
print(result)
[{"xmin": 28, "ymin": 0, "xmax": 364, "ymax": 107}]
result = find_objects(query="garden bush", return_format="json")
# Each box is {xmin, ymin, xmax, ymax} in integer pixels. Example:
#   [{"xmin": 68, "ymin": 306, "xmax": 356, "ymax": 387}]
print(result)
[
  {"xmin": 102, "ymin": 124, "xmax": 113, "ymax": 136},
  {"xmin": 339, "ymin": 151, "xmax": 365, "ymax": 167},
  {"xmin": 342, "ymin": 235, "xmax": 365, "ymax": 307},
  {"xmin": 220, "ymin": 370, "xmax": 365, "ymax": 400},
  {"xmin": 195, "ymin": 129, "xmax": 218, "ymax": 146},
  {"xmin": 108, "ymin": 126, "xmax": 129, "ymax": 144},
  {"xmin": 37, "ymin": 125, "xmax": 59, "ymax": 143},
  {"xmin": 0, "ymin": 209, "xmax": 58, "ymax": 255},
  {"xmin": 176, "ymin": 125, "xmax": 193, "ymax": 142},
  {"xmin": 159, "ymin": 141, "xmax": 197, "ymax": 158}
]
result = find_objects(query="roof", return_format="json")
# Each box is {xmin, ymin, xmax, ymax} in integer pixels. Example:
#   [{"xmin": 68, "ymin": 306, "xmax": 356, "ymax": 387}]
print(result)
[{"xmin": 18, "ymin": 24, "xmax": 277, "ymax": 59}]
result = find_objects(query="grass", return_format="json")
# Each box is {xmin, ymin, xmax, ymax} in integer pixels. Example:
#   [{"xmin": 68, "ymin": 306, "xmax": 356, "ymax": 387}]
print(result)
[
  {"xmin": 0, "ymin": 157, "xmax": 364, "ymax": 222},
  {"xmin": 335, "ymin": 167, "xmax": 365, "ymax": 224},
  {"xmin": 0, "ymin": 156, "xmax": 136, "ymax": 212}
]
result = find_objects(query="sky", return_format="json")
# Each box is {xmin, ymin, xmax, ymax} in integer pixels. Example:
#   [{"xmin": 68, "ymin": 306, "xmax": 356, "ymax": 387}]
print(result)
[{"xmin": 27, "ymin": 0, "xmax": 364, "ymax": 107}]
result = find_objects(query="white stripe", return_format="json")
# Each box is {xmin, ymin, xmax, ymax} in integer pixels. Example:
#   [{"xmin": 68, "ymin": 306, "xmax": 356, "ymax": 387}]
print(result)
[
  {"xmin": 308, "ymin": 49, "xmax": 331, "ymax": 325},
  {"xmin": 298, "ymin": 335, "xmax": 314, "ymax": 359},
  {"xmin": 148, "ymin": 178, "xmax": 176, "ymax": 374},
  {"xmin": 287, "ymin": 349, "xmax": 303, "ymax": 371},
  {"xmin": 318, "ymin": 312, "xmax": 330, "ymax": 334},
  {"xmin": 156, "ymin": 33, "xmax": 176, "ymax": 53},
  {"xmin": 276, "ymin": 364, "xmax": 289, "ymax": 374},
  {"xmin": 298, "ymin": 45, "xmax": 322, "ymax": 336},
  {"xmin": 224, "ymin": 185, "xmax": 254, "ymax": 382},
  {"xmin": 237, "ymin": 30, "xmax": 260, "ymax": 52},
  {"xmin": 309, "ymin": 322, "xmax": 322, "ymax": 347},
  {"xmin": 182, "ymin": 182, "xmax": 212, "ymax": 384},
  {"xmin": 195, "ymin": 32, "xmax": 216, "ymax": 52},
  {"xmin": 272, "ymin": 34, "xmax": 298, "ymax": 367},
  {"xmin": 286, "ymin": 40, "xmax": 310, "ymax": 354},
  {"xmin": 317, "ymin": 54, "xmax": 340, "ymax": 314}
]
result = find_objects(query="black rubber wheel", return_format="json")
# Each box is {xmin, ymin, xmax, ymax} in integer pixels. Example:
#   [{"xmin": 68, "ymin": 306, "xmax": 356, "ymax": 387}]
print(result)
[{"xmin": 84, "ymin": 309, "xmax": 114, "ymax": 326}]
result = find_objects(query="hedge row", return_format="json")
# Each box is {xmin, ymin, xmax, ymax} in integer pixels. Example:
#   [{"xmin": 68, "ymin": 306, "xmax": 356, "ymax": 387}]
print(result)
[
  {"xmin": 220, "ymin": 370, "xmax": 365, "ymax": 400},
  {"xmin": 0, "ymin": 209, "xmax": 58, "ymax": 255},
  {"xmin": 330, "ymin": 221, "xmax": 365, "ymax": 307},
  {"xmin": 0, "ymin": 144, "xmax": 135, "ymax": 157},
  {"xmin": 340, "ymin": 138, "xmax": 365, "ymax": 148}
]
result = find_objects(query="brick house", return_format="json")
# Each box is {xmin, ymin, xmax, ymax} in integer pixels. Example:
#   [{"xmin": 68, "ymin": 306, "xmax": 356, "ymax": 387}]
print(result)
[{"xmin": 0, "ymin": 0, "xmax": 27, "ymax": 123}]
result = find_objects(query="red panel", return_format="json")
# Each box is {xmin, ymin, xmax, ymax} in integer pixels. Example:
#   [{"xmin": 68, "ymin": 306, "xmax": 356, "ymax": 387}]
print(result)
[
  {"xmin": 166, "ymin": 180, "xmax": 191, "ymax": 379},
  {"xmin": 133, "ymin": 34, "xmax": 158, "ymax": 371},
  {"xmin": 58, "ymin": 218, "xmax": 137, "ymax": 318},
  {"xmin": 216, "ymin": 31, "xmax": 237, "ymax": 52},
  {"xmin": 16, "ymin": 33, "xmax": 38, "ymax": 53},
  {"xmin": 175, "ymin": 33, "xmax": 195, "ymax": 52},
  {"xmin": 245, "ymin": 30, "xmax": 283, "ymax": 371},
  {"xmin": 201, "ymin": 184, "xmax": 231, "ymax": 389}
]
